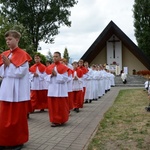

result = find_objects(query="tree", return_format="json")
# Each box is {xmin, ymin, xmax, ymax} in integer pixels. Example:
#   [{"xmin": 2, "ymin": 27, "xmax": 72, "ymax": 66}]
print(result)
[
  {"xmin": 133, "ymin": 0, "xmax": 150, "ymax": 57},
  {"xmin": 0, "ymin": 0, "xmax": 78, "ymax": 51},
  {"xmin": 63, "ymin": 47, "xmax": 70, "ymax": 61},
  {"xmin": 0, "ymin": 15, "xmax": 34, "ymax": 55},
  {"xmin": 46, "ymin": 50, "xmax": 53, "ymax": 63}
]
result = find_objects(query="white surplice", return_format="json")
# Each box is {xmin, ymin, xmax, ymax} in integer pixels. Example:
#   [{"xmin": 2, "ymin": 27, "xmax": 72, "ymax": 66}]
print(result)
[
  {"xmin": 0, "ymin": 62, "xmax": 30, "ymax": 102},
  {"xmin": 45, "ymin": 67, "xmax": 68, "ymax": 97},
  {"xmin": 29, "ymin": 67, "xmax": 47, "ymax": 90}
]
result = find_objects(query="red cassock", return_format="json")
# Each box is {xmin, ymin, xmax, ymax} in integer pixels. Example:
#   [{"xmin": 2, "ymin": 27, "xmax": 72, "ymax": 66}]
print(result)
[
  {"xmin": 78, "ymin": 66, "xmax": 88, "ymax": 108},
  {"xmin": 67, "ymin": 69, "xmax": 74, "ymax": 110},
  {"xmin": 0, "ymin": 47, "xmax": 32, "ymax": 146},
  {"xmin": 68, "ymin": 92, "xmax": 74, "ymax": 110},
  {"xmin": 29, "ymin": 63, "xmax": 48, "ymax": 111},
  {"xmin": 46, "ymin": 62, "xmax": 69, "ymax": 124},
  {"xmin": 47, "ymin": 97, "xmax": 69, "ymax": 124},
  {"xmin": 0, "ymin": 101, "xmax": 29, "ymax": 146},
  {"xmin": 30, "ymin": 90, "xmax": 48, "ymax": 111},
  {"xmin": 72, "ymin": 68, "xmax": 83, "ymax": 109}
]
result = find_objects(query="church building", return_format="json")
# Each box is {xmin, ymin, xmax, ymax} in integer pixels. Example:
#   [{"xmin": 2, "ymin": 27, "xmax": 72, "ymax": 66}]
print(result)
[{"xmin": 81, "ymin": 21, "xmax": 150, "ymax": 75}]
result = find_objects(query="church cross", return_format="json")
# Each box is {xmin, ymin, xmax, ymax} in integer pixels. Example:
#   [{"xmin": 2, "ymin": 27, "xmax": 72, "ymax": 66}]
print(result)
[{"xmin": 108, "ymin": 35, "xmax": 120, "ymax": 58}]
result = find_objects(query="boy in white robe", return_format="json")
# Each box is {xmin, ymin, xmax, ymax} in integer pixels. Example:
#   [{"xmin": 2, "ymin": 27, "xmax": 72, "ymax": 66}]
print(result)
[{"xmin": 0, "ymin": 30, "xmax": 32, "ymax": 149}]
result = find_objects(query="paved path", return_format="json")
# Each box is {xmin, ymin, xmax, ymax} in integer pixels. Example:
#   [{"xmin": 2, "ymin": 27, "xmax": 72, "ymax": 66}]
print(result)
[{"xmin": 22, "ymin": 87, "xmax": 141, "ymax": 150}]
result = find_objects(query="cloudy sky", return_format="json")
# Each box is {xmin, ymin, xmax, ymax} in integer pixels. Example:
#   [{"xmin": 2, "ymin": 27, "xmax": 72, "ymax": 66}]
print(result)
[{"xmin": 39, "ymin": 0, "xmax": 135, "ymax": 61}]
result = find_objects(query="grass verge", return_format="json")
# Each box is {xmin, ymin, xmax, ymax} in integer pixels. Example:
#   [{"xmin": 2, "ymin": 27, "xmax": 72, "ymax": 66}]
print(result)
[{"xmin": 88, "ymin": 89, "xmax": 150, "ymax": 150}]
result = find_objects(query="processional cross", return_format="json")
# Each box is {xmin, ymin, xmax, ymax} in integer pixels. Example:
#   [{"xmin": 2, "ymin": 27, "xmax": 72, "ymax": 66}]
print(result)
[{"xmin": 108, "ymin": 35, "xmax": 120, "ymax": 58}]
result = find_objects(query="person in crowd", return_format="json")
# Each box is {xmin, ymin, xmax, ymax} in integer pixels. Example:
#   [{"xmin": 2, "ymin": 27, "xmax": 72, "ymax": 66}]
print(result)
[
  {"xmin": 72, "ymin": 61, "xmax": 83, "ymax": 112},
  {"xmin": 145, "ymin": 77, "xmax": 150, "ymax": 111},
  {"xmin": 78, "ymin": 59, "xmax": 88, "ymax": 107},
  {"xmin": 97, "ymin": 65, "xmax": 104, "ymax": 99},
  {"xmin": 84, "ymin": 61, "xmax": 93, "ymax": 103},
  {"xmin": 62, "ymin": 58, "xmax": 73, "ymax": 70},
  {"xmin": 91, "ymin": 64, "xmax": 99, "ymax": 100},
  {"xmin": 29, "ymin": 54, "xmax": 48, "ymax": 113},
  {"xmin": 46, "ymin": 60, "xmax": 52, "ymax": 67},
  {"xmin": 61, "ymin": 58, "xmax": 74, "ymax": 114},
  {"xmin": 121, "ymin": 70, "xmax": 127, "ymax": 84},
  {"xmin": 0, "ymin": 30, "xmax": 32, "ymax": 149},
  {"xmin": 144, "ymin": 77, "xmax": 150, "ymax": 91},
  {"xmin": 110, "ymin": 71, "xmax": 115, "ymax": 87},
  {"xmin": 45, "ymin": 52, "xmax": 69, "ymax": 127}
]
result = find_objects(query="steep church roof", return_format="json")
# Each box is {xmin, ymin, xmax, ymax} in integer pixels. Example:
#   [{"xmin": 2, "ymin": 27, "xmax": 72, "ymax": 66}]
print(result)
[{"xmin": 81, "ymin": 21, "xmax": 150, "ymax": 70}]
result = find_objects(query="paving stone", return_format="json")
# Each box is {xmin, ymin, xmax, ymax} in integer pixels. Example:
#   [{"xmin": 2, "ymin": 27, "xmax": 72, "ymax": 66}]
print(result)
[{"xmin": 23, "ymin": 87, "xmax": 141, "ymax": 149}]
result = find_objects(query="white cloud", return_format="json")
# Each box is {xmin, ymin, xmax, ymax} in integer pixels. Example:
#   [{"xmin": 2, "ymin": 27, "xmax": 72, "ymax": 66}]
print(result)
[{"xmin": 39, "ymin": 0, "xmax": 136, "ymax": 61}]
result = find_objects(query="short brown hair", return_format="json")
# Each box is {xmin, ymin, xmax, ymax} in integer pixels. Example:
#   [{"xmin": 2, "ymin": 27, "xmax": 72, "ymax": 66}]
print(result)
[
  {"xmin": 72, "ymin": 61, "xmax": 78, "ymax": 65},
  {"xmin": 54, "ymin": 51, "xmax": 61, "ymax": 57},
  {"xmin": 5, "ymin": 30, "xmax": 21, "ymax": 39},
  {"xmin": 34, "ymin": 54, "xmax": 41, "ymax": 58},
  {"xmin": 78, "ymin": 59, "xmax": 84, "ymax": 63}
]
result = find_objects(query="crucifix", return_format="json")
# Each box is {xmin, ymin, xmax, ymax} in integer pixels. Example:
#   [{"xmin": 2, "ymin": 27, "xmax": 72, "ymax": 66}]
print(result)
[{"xmin": 108, "ymin": 35, "xmax": 120, "ymax": 58}]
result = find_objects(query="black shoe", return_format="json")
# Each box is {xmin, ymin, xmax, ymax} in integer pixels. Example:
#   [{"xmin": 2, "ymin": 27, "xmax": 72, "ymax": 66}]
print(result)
[
  {"xmin": 40, "ymin": 109, "xmax": 45, "ymax": 112},
  {"xmin": 89, "ymin": 100, "xmax": 92, "ymax": 103},
  {"xmin": 75, "ymin": 108, "xmax": 79, "ymax": 113},
  {"xmin": 0, "ymin": 146, "xmax": 5, "ymax": 150},
  {"xmin": 27, "ymin": 113, "xmax": 30, "ymax": 119},
  {"xmin": 145, "ymin": 106, "xmax": 150, "ymax": 112},
  {"xmin": 73, "ymin": 108, "xmax": 77, "ymax": 111},
  {"xmin": 84, "ymin": 101, "xmax": 88, "ymax": 103},
  {"xmin": 93, "ymin": 99, "xmax": 97, "ymax": 101},
  {"xmin": 8, "ymin": 144, "xmax": 24, "ymax": 150}
]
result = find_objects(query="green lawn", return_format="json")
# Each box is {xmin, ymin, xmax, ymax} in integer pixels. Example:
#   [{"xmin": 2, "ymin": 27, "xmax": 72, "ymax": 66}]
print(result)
[{"xmin": 87, "ymin": 89, "xmax": 150, "ymax": 150}]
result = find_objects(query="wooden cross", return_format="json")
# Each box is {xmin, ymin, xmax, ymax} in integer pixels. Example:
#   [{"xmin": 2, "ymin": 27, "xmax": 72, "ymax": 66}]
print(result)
[{"xmin": 108, "ymin": 35, "xmax": 120, "ymax": 58}]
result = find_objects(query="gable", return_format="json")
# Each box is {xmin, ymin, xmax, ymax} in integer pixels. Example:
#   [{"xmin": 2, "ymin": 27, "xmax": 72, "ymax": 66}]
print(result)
[{"xmin": 81, "ymin": 21, "xmax": 150, "ymax": 70}]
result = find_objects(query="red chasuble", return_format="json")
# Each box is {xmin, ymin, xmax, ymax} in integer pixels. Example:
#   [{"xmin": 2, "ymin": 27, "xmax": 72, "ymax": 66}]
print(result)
[{"xmin": 0, "ymin": 47, "xmax": 32, "ymax": 146}]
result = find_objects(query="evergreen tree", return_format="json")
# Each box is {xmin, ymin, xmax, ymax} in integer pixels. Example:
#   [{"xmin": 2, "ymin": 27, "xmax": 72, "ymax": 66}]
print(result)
[
  {"xmin": 46, "ymin": 50, "xmax": 53, "ymax": 63},
  {"xmin": 0, "ymin": 0, "xmax": 78, "ymax": 51},
  {"xmin": 133, "ymin": 0, "xmax": 150, "ymax": 57},
  {"xmin": 63, "ymin": 47, "xmax": 70, "ymax": 61}
]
